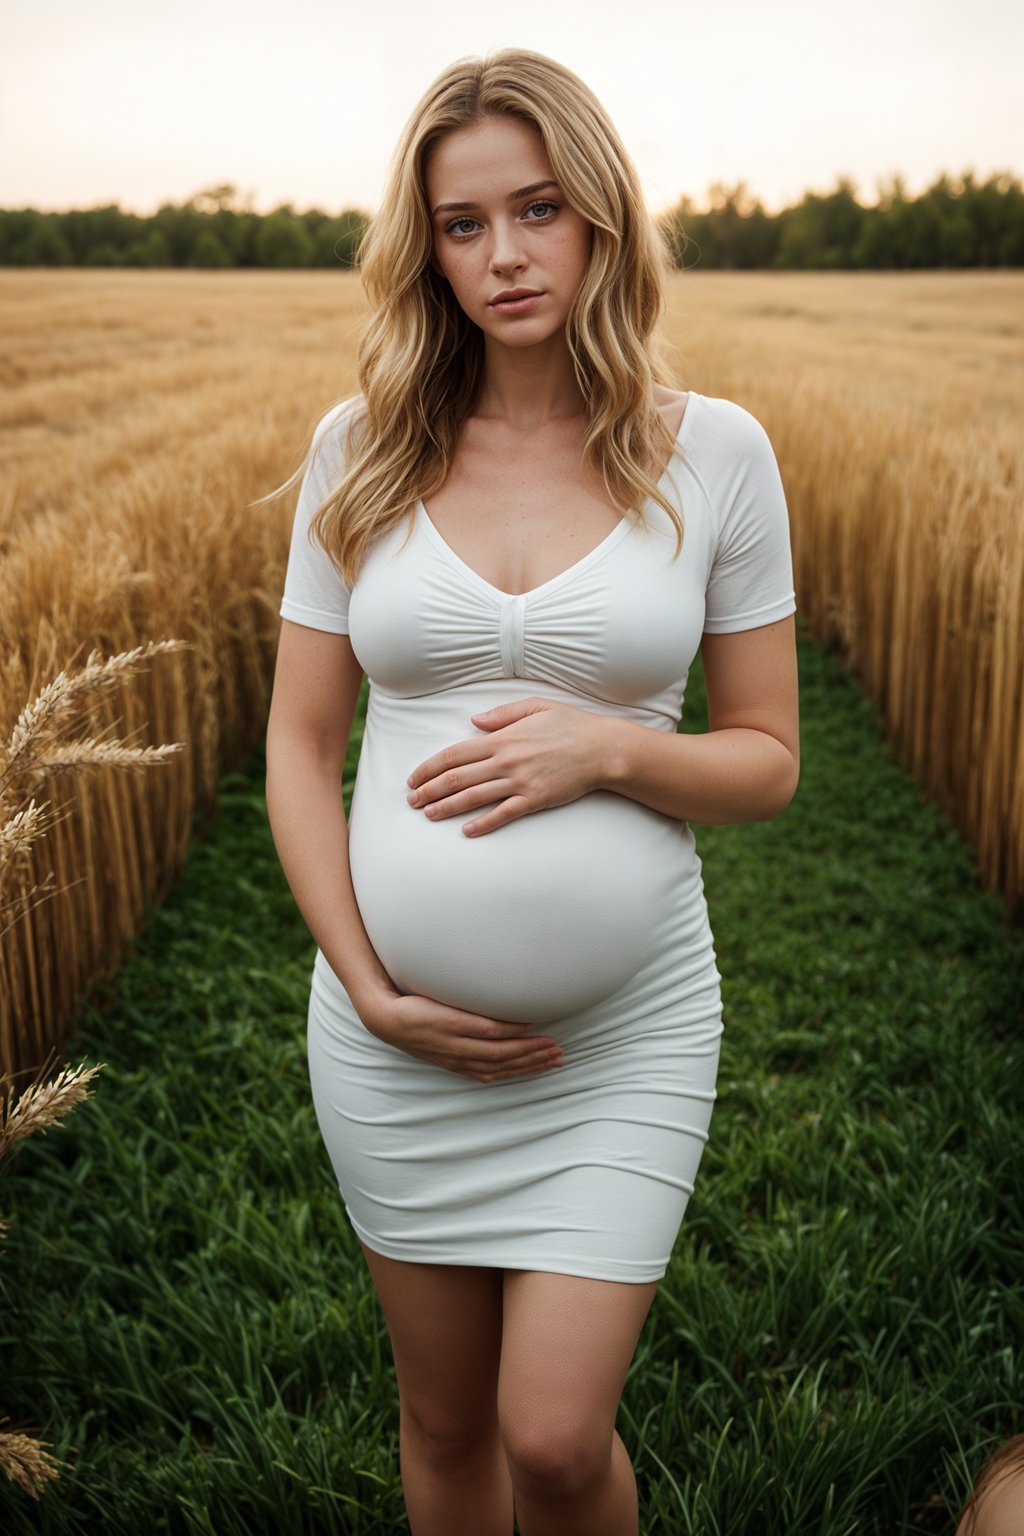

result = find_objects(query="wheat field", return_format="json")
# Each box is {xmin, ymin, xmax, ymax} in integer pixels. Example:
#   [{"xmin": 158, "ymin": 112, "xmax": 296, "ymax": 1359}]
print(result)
[{"xmin": 1, "ymin": 268, "xmax": 1021, "ymax": 1080}]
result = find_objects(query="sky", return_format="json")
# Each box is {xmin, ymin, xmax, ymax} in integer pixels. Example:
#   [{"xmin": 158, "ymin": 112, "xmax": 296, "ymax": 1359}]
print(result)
[{"xmin": 1, "ymin": 0, "xmax": 1020, "ymax": 219}]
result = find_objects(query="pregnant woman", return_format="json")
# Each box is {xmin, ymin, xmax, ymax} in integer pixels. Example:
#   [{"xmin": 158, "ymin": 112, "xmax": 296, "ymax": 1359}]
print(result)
[{"xmin": 266, "ymin": 47, "xmax": 799, "ymax": 1536}]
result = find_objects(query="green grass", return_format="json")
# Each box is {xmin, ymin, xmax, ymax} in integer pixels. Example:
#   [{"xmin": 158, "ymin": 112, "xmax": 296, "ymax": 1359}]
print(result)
[{"xmin": 2, "ymin": 621, "xmax": 1022, "ymax": 1534}]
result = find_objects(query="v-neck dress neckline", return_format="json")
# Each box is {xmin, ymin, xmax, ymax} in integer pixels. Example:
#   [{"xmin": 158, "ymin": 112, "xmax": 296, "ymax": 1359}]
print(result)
[{"xmin": 415, "ymin": 391, "xmax": 698, "ymax": 604}]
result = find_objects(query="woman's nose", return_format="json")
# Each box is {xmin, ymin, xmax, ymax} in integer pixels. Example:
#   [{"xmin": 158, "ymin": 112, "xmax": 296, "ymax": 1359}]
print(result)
[{"xmin": 488, "ymin": 220, "xmax": 527, "ymax": 271}]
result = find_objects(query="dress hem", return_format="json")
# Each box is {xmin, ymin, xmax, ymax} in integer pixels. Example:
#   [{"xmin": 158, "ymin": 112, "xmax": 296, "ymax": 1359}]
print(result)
[{"xmin": 347, "ymin": 1212, "xmax": 670, "ymax": 1285}]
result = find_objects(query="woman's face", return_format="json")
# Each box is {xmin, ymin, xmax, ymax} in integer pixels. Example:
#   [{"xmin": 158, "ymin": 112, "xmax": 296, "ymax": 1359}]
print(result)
[{"xmin": 425, "ymin": 114, "xmax": 593, "ymax": 345}]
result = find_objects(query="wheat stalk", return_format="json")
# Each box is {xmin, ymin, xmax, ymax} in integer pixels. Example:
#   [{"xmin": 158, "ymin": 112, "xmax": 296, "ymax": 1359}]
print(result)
[
  {"xmin": 0, "ymin": 799, "xmax": 54, "ymax": 863},
  {"xmin": 0, "ymin": 1060, "xmax": 106, "ymax": 1158},
  {"xmin": 0, "ymin": 641, "xmax": 192, "ymax": 941},
  {"xmin": 0, "ymin": 1419, "xmax": 71, "ymax": 1492},
  {"xmin": 0, "ymin": 1418, "xmax": 73, "ymax": 1498},
  {"xmin": 0, "ymin": 1060, "xmax": 105, "ymax": 1495},
  {"xmin": 13, "ymin": 738, "xmax": 184, "ymax": 790},
  {"xmin": 0, "ymin": 638, "xmax": 192, "ymax": 799}
]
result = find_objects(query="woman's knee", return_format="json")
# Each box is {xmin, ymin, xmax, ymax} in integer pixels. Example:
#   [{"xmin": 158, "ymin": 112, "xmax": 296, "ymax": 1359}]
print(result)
[
  {"xmin": 401, "ymin": 1397, "xmax": 500, "ymax": 1472},
  {"xmin": 359, "ymin": 1245, "xmax": 505, "ymax": 1458},
  {"xmin": 501, "ymin": 1416, "xmax": 613, "ymax": 1499}
]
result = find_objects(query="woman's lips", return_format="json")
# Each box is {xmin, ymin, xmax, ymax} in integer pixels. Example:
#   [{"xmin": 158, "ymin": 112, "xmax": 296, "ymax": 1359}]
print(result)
[{"xmin": 490, "ymin": 293, "xmax": 544, "ymax": 314}]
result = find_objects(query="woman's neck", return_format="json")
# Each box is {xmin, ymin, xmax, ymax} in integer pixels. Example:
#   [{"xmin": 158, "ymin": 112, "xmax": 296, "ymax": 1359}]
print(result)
[{"xmin": 472, "ymin": 339, "xmax": 586, "ymax": 428}]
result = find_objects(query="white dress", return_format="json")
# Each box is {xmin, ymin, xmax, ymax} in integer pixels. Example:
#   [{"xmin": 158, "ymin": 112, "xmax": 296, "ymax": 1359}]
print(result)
[{"xmin": 278, "ymin": 390, "xmax": 797, "ymax": 1283}]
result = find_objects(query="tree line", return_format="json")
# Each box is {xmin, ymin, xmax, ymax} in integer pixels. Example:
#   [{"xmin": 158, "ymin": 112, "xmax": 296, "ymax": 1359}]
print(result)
[{"xmin": 1, "ymin": 171, "xmax": 1020, "ymax": 270}]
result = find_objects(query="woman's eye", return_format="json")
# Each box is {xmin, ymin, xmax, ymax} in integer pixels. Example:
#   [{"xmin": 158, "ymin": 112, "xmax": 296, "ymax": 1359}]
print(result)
[{"xmin": 444, "ymin": 201, "xmax": 558, "ymax": 239}]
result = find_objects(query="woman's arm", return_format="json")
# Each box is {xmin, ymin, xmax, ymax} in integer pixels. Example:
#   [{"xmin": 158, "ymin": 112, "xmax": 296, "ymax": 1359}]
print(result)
[
  {"xmin": 266, "ymin": 621, "xmax": 395, "ymax": 1016},
  {"xmin": 597, "ymin": 615, "xmax": 800, "ymax": 824}
]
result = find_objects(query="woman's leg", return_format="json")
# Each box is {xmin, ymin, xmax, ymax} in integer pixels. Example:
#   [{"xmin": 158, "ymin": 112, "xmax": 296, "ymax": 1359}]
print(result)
[
  {"xmin": 497, "ymin": 1269, "xmax": 660, "ymax": 1536},
  {"xmin": 358, "ymin": 1239, "xmax": 512, "ymax": 1536}
]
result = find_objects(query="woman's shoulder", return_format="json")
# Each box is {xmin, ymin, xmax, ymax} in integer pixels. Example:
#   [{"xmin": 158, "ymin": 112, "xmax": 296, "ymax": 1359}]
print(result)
[
  {"xmin": 655, "ymin": 384, "xmax": 766, "ymax": 439},
  {"xmin": 653, "ymin": 388, "xmax": 784, "ymax": 536},
  {"xmin": 313, "ymin": 392, "xmax": 366, "ymax": 443},
  {"xmin": 309, "ymin": 394, "xmax": 368, "ymax": 472},
  {"xmin": 665, "ymin": 390, "xmax": 779, "ymax": 483}
]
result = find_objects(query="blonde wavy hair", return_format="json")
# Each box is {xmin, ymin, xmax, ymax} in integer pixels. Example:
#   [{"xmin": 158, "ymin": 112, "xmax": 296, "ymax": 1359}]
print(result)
[{"xmin": 267, "ymin": 46, "xmax": 687, "ymax": 587}]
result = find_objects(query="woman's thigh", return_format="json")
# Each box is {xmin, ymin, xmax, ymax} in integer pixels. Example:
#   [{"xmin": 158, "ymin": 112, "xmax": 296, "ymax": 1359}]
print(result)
[
  {"xmin": 358, "ymin": 1239, "xmax": 505, "ymax": 1440},
  {"xmin": 497, "ymin": 1269, "xmax": 660, "ymax": 1478}
]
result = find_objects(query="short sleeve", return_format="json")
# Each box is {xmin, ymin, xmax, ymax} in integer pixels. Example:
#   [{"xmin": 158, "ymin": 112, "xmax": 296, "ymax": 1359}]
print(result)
[
  {"xmin": 278, "ymin": 398, "xmax": 361, "ymax": 634},
  {"xmin": 702, "ymin": 406, "xmax": 797, "ymax": 635}
]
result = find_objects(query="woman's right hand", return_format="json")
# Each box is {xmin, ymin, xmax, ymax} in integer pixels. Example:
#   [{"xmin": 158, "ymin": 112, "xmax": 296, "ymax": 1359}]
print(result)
[{"xmin": 357, "ymin": 989, "xmax": 565, "ymax": 1083}]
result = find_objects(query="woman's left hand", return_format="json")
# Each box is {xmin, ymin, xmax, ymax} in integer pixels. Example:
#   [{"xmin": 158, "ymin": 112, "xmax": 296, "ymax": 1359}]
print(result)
[{"xmin": 405, "ymin": 698, "xmax": 612, "ymax": 837}]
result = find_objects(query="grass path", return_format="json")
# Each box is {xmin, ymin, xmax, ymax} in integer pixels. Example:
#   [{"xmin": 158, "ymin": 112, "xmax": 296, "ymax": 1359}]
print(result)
[{"xmin": 2, "ymin": 623, "xmax": 1022, "ymax": 1535}]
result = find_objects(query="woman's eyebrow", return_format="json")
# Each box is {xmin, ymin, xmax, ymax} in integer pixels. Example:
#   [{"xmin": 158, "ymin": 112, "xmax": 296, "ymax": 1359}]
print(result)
[{"xmin": 431, "ymin": 179, "xmax": 560, "ymax": 216}]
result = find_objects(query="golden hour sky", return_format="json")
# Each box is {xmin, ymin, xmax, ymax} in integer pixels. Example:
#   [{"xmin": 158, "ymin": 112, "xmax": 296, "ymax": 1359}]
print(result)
[{"xmin": 2, "ymin": 0, "xmax": 1020, "ymax": 218}]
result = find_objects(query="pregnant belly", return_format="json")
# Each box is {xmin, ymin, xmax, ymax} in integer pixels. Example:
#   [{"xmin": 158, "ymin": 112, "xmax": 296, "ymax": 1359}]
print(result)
[{"xmin": 347, "ymin": 718, "xmax": 686, "ymax": 1024}]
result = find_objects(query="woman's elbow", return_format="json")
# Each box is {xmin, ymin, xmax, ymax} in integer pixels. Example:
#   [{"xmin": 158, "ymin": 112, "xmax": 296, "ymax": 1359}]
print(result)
[{"xmin": 759, "ymin": 742, "xmax": 800, "ymax": 821}]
